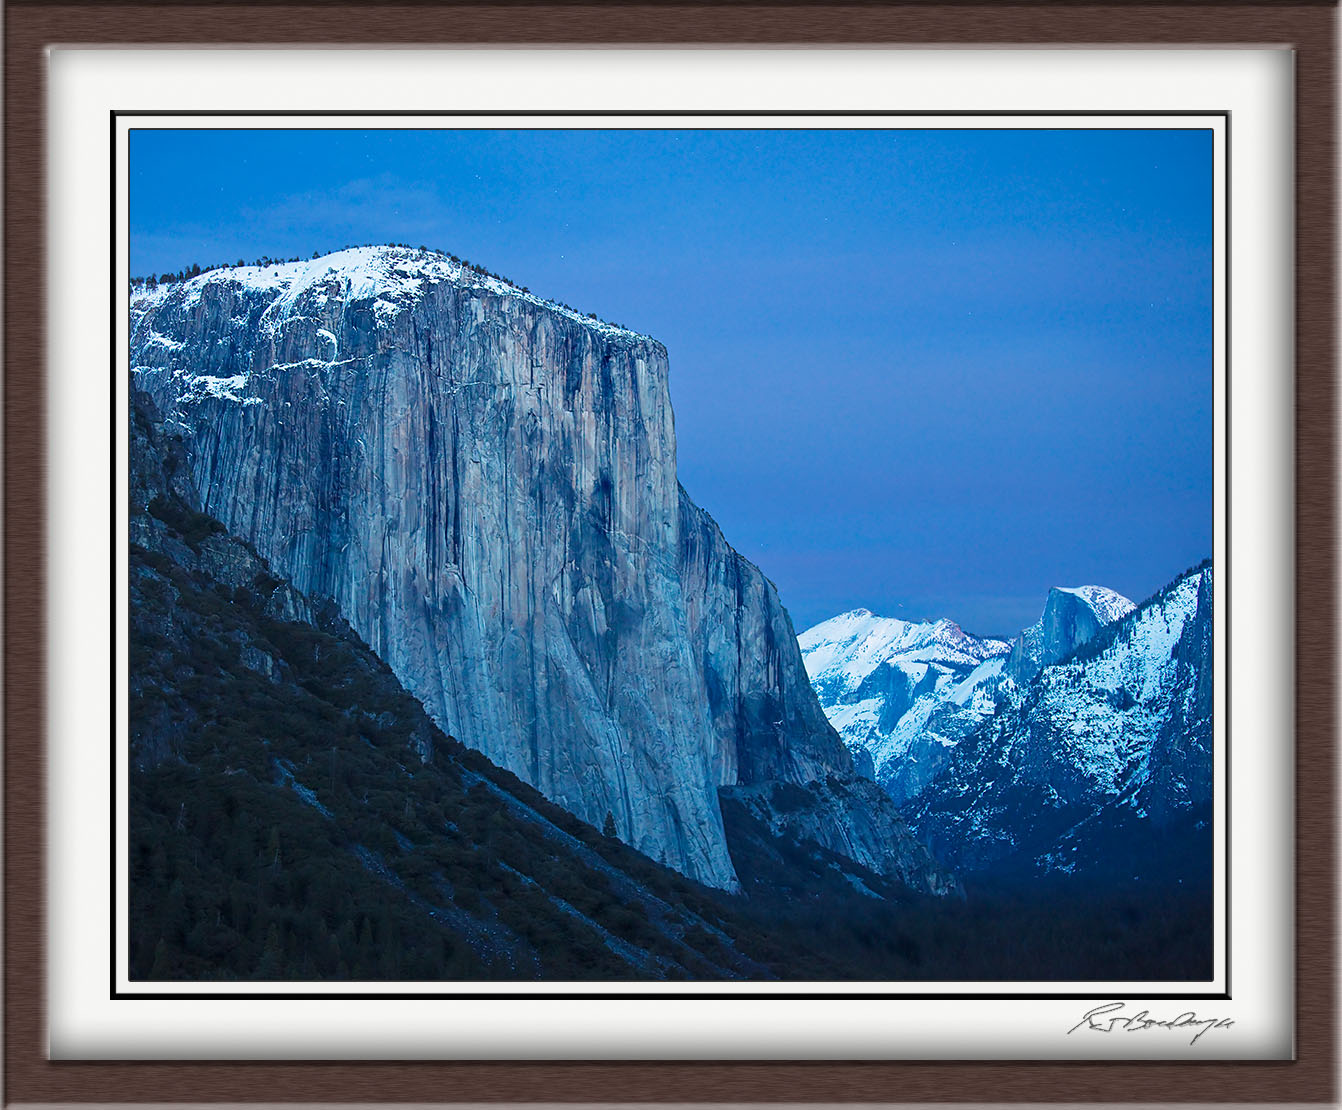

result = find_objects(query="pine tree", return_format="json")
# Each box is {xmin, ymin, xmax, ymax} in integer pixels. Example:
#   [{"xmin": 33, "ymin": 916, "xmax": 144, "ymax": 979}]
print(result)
[
  {"xmin": 256, "ymin": 923, "xmax": 284, "ymax": 979},
  {"xmin": 357, "ymin": 917, "xmax": 375, "ymax": 972},
  {"xmin": 602, "ymin": 811, "xmax": 617, "ymax": 839},
  {"xmin": 149, "ymin": 937, "xmax": 172, "ymax": 979}
]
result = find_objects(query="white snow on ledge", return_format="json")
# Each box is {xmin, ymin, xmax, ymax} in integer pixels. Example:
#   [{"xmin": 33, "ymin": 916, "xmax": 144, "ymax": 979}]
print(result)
[
  {"xmin": 130, "ymin": 245, "xmax": 655, "ymax": 343},
  {"xmin": 145, "ymin": 331, "xmax": 184, "ymax": 351},
  {"xmin": 182, "ymin": 373, "xmax": 262, "ymax": 406}
]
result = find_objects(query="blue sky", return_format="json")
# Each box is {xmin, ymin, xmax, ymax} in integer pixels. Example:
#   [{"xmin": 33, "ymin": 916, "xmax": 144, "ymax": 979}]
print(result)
[{"xmin": 130, "ymin": 127, "xmax": 1214, "ymax": 636}]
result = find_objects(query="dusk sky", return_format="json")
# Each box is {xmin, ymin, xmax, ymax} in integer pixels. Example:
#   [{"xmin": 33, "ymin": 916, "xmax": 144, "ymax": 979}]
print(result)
[{"xmin": 130, "ymin": 127, "xmax": 1214, "ymax": 636}]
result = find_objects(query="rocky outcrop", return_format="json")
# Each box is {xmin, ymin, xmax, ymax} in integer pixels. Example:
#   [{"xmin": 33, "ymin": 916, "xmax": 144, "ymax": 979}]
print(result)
[
  {"xmin": 723, "ymin": 777, "xmax": 960, "ymax": 897},
  {"xmin": 1005, "ymin": 585, "xmax": 1135, "ymax": 685},
  {"xmin": 678, "ymin": 495, "xmax": 854, "ymax": 788},
  {"xmin": 129, "ymin": 246, "xmax": 939, "ymax": 892},
  {"xmin": 127, "ymin": 403, "xmax": 799, "ymax": 981}
]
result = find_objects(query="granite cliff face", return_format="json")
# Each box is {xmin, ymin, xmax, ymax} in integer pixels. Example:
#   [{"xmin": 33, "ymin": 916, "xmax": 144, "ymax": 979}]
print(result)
[
  {"xmin": 128, "ymin": 394, "xmax": 793, "ymax": 981},
  {"xmin": 129, "ymin": 246, "xmax": 939, "ymax": 892}
]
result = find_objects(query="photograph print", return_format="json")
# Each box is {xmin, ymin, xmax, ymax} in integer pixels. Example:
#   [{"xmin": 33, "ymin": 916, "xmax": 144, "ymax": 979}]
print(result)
[{"xmin": 125, "ymin": 124, "xmax": 1218, "ymax": 986}]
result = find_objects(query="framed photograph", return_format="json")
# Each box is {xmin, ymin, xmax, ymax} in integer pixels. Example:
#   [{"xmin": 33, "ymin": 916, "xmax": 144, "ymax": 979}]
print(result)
[{"xmin": 10, "ymin": 2, "xmax": 1334, "ymax": 1104}]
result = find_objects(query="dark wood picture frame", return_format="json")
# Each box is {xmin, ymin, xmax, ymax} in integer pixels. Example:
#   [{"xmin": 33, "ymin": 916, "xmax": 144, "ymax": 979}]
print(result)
[{"xmin": 7, "ymin": 3, "xmax": 1334, "ymax": 1104}]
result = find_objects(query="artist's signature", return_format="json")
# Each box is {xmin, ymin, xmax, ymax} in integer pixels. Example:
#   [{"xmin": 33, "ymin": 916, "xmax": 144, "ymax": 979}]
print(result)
[{"xmin": 1068, "ymin": 1002, "xmax": 1234, "ymax": 1045}]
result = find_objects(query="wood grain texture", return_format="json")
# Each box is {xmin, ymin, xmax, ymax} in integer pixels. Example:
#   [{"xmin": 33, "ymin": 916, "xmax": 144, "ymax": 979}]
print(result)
[
  {"xmin": 7, "ymin": 2, "xmax": 1334, "ymax": 1104},
  {"xmin": 3, "ymin": 3, "xmax": 1340, "ymax": 43},
  {"xmin": 1294, "ymin": 6, "xmax": 1338, "ymax": 1107}
]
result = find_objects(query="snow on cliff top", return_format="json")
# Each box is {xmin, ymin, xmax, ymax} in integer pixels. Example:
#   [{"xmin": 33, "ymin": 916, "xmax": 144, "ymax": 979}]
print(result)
[
  {"xmin": 799, "ymin": 608, "xmax": 1010, "ymax": 684},
  {"xmin": 1052, "ymin": 584, "xmax": 1136, "ymax": 625},
  {"xmin": 130, "ymin": 245, "xmax": 654, "ymax": 342}
]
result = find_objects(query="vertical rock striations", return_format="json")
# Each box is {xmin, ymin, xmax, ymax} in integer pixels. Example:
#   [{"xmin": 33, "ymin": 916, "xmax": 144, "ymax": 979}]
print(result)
[
  {"xmin": 129, "ymin": 247, "xmax": 938, "ymax": 892},
  {"xmin": 677, "ymin": 494, "xmax": 849, "ymax": 788}
]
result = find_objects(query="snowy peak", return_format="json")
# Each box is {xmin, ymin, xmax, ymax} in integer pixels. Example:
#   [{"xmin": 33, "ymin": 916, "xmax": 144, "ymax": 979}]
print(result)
[
  {"xmin": 1070, "ymin": 566, "xmax": 1210, "ymax": 701},
  {"xmin": 798, "ymin": 607, "xmax": 1012, "ymax": 804},
  {"xmin": 927, "ymin": 617, "xmax": 1005, "ymax": 662},
  {"xmin": 799, "ymin": 608, "xmax": 1009, "ymax": 689},
  {"xmin": 799, "ymin": 582, "xmax": 1143, "ymax": 807}
]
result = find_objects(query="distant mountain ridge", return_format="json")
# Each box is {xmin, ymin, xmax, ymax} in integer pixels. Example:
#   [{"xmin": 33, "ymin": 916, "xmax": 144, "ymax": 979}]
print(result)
[{"xmin": 801, "ymin": 567, "xmax": 1213, "ymax": 881}]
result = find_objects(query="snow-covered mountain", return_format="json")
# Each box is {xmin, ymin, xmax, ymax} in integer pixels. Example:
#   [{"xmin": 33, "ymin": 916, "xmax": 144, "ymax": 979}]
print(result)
[
  {"xmin": 800, "ymin": 585, "xmax": 1136, "ymax": 804},
  {"xmin": 802, "ymin": 568, "xmax": 1212, "ymax": 881},
  {"xmin": 905, "ymin": 564, "xmax": 1213, "ymax": 878},
  {"xmin": 799, "ymin": 612, "xmax": 1011, "ymax": 803}
]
